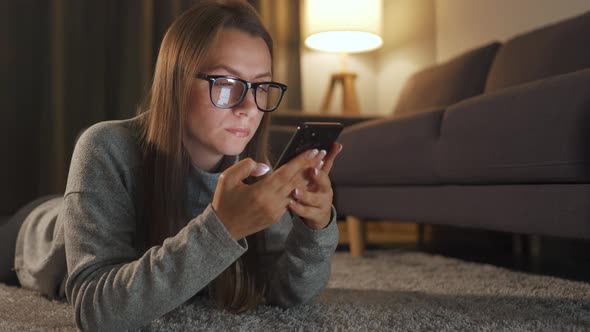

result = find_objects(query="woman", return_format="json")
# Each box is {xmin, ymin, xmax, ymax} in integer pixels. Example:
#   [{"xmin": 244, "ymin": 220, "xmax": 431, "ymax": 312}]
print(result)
[{"xmin": 0, "ymin": 0, "xmax": 342, "ymax": 331}]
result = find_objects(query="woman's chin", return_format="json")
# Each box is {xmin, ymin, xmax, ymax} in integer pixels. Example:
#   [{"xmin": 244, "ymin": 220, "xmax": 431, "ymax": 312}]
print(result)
[
  {"xmin": 219, "ymin": 145, "xmax": 247, "ymax": 157},
  {"xmin": 216, "ymin": 136, "xmax": 253, "ymax": 156}
]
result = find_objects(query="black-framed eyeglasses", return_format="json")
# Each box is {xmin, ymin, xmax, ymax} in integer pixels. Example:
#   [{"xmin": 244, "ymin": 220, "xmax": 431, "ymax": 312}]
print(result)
[{"xmin": 197, "ymin": 72, "xmax": 288, "ymax": 112}]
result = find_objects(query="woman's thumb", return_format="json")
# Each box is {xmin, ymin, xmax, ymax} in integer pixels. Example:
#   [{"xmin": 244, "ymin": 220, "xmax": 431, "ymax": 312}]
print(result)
[
  {"xmin": 251, "ymin": 162, "xmax": 271, "ymax": 177},
  {"xmin": 221, "ymin": 158, "xmax": 270, "ymax": 186}
]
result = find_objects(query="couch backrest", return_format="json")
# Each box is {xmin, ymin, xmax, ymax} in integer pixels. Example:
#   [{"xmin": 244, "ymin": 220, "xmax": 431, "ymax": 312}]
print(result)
[
  {"xmin": 485, "ymin": 10, "xmax": 590, "ymax": 93},
  {"xmin": 393, "ymin": 42, "xmax": 500, "ymax": 118}
]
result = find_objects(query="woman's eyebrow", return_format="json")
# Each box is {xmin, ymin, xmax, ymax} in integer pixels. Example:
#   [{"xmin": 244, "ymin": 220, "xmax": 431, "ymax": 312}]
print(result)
[{"xmin": 206, "ymin": 64, "xmax": 272, "ymax": 80}]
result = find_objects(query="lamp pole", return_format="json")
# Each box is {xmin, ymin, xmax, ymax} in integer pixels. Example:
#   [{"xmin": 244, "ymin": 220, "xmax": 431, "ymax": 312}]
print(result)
[{"xmin": 320, "ymin": 51, "xmax": 360, "ymax": 114}]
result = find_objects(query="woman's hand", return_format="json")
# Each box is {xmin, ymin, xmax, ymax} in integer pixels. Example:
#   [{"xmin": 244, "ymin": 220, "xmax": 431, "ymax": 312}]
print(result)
[
  {"xmin": 288, "ymin": 143, "xmax": 343, "ymax": 230},
  {"xmin": 212, "ymin": 149, "xmax": 323, "ymax": 240}
]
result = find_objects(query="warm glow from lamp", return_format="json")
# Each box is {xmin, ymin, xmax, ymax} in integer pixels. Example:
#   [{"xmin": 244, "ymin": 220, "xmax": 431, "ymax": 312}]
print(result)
[
  {"xmin": 303, "ymin": 0, "xmax": 383, "ymax": 53},
  {"xmin": 302, "ymin": 0, "xmax": 383, "ymax": 114},
  {"xmin": 306, "ymin": 31, "xmax": 383, "ymax": 53}
]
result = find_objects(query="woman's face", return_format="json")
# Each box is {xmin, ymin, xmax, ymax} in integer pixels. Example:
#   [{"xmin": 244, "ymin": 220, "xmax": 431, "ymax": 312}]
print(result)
[{"xmin": 184, "ymin": 28, "xmax": 271, "ymax": 172}]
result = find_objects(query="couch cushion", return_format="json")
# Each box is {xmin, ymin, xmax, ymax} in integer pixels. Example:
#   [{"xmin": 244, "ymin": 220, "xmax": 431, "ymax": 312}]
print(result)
[
  {"xmin": 485, "ymin": 10, "xmax": 590, "ymax": 92},
  {"xmin": 331, "ymin": 109, "xmax": 445, "ymax": 186},
  {"xmin": 438, "ymin": 68, "xmax": 590, "ymax": 184},
  {"xmin": 393, "ymin": 42, "xmax": 500, "ymax": 117},
  {"xmin": 334, "ymin": 184, "xmax": 590, "ymax": 239}
]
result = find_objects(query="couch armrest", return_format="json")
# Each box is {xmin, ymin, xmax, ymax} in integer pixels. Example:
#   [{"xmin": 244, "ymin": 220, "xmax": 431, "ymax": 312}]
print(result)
[
  {"xmin": 438, "ymin": 68, "xmax": 590, "ymax": 183},
  {"xmin": 331, "ymin": 108, "xmax": 446, "ymax": 185}
]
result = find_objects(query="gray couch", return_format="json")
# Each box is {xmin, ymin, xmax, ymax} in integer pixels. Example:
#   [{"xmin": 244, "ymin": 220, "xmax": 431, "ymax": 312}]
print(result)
[{"xmin": 272, "ymin": 10, "xmax": 590, "ymax": 256}]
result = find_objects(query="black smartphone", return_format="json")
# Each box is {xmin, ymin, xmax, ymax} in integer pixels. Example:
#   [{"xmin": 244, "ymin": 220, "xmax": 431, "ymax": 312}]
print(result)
[{"xmin": 273, "ymin": 122, "xmax": 344, "ymax": 170}]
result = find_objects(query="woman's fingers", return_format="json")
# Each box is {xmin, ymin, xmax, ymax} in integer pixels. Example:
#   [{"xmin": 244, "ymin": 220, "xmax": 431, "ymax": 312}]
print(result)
[
  {"xmin": 288, "ymin": 199, "xmax": 318, "ymax": 216},
  {"xmin": 303, "ymin": 165, "xmax": 331, "ymax": 194},
  {"xmin": 288, "ymin": 195, "xmax": 331, "ymax": 230},
  {"xmin": 292, "ymin": 187, "xmax": 323, "ymax": 208},
  {"xmin": 219, "ymin": 158, "xmax": 268, "ymax": 188},
  {"xmin": 292, "ymin": 170, "xmax": 333, "ymax": 209},
  {"xmin": 266, "ymin": 148, "xmax": 325, "ymax": 197},
  {"xmin": 212, "ymin": 145, "xmax": 337, "ymax": 240},
  {"xmin": 288, "ymin": 160, "xmax": 335, "ymax": 230},
  {"xmin": 320, "ymin": 143, "xmax": 342, "ymax": 174}
]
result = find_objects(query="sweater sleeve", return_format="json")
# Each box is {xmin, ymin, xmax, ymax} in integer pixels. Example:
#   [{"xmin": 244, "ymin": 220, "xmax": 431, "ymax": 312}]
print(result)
[
  {"xmin": 259, "ymin": 207, "xmax": 339, "ymax": 307},
  {"xmin": 62, "ymin": 123, "xmax": 246, "ymax": 331}
]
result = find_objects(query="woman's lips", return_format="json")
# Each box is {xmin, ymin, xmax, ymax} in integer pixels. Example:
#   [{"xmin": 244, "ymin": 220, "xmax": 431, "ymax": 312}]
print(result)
[{"xmin": 225, "ymin": 128, "xmax": 251, "ymax": 137}]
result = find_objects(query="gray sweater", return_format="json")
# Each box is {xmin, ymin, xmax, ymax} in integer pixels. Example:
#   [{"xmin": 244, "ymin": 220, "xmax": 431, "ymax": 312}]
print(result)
[{"xmin": 14, "ymin": 115, "xmax": 339, "ymax": 331}]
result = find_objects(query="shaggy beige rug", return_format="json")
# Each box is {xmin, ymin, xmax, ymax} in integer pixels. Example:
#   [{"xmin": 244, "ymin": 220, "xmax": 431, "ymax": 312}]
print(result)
[{"xmin": 1, "ymin": 250, "xmax": 589, "ymax": 331}]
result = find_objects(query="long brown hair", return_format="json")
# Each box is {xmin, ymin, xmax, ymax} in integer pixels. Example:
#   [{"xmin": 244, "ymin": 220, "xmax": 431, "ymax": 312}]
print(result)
[{"xmin": 136, "ymin": 0, "xmax": 273, "ymax": 312}]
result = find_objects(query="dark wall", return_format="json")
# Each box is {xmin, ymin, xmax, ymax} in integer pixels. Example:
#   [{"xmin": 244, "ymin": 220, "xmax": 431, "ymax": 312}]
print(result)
[
  {"xmin": 0, "ymin": 0, "xmax": 192, "ymax": 215},
  {"xmin": 1, "ymin": 0, "xmax": 49, "ymax": 215}
]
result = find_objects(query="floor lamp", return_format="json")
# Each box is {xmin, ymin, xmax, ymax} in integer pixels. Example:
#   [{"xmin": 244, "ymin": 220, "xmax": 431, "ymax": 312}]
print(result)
[{"xmin": 302, "ymin": 0, "xmax": 383, "ymax": 115}]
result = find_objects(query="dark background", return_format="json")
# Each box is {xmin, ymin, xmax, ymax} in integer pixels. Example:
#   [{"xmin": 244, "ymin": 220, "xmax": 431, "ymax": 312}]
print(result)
[
  {"xmin": 1, "ymin": 0, "xmax": 301, "ymax": 215},
  {"xmin": 2, "ymin": 0, "xmax": 188, "ymax": 215},
  {"xmin": 2, "ymin": 1, "xmax": 588, "ymax": 282}
]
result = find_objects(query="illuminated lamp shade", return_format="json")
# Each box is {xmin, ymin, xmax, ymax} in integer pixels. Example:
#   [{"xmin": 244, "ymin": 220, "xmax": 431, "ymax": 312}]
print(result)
[{"xmin": 302, "ymin": 0, "xmax": 383, "ymax": 53}]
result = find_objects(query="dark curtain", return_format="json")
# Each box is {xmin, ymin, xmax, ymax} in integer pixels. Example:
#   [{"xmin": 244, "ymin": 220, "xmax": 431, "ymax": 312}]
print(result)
[
  {"xmin": 1, "ymin": 0, "xmax": 188, "ymax": 215},
  {"xmin": 257, "ymin": 0, "xmax": 303, "ymax": 112},
  {"xmin": 0, "ymin": 0, "xmax": 301, "ymax": 215}
]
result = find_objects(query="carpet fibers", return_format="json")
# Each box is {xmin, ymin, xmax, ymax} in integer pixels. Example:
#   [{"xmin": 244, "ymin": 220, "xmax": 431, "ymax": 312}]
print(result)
[{"xmin": 1, "ymin": 250, "xmax": 589, "ymax": 331}]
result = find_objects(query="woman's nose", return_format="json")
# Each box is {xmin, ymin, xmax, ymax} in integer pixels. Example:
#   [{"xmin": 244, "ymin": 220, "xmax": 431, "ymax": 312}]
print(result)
[{"xmin": 234, "ymin": 90, "xmax": 259, "ymax": 116}]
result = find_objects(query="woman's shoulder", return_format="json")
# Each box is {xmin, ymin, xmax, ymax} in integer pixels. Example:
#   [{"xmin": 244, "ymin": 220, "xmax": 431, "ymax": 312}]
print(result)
[
  {"xmin": 71, "ymin": 114, "xmax": 146, "ymax": 179},
  {"xmin": 65, "ymin": 114, "xmax": 147, "ymax": 194},
  {"xmin": 78, "ymin": 114, "xmax": 143, "ymax": 147}
]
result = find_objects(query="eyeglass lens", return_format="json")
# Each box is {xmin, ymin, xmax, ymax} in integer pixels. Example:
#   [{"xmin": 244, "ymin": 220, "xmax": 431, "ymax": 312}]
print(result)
[{"xmin": 211, "ymin": 77, "xmax": 283, "ymax": 111}]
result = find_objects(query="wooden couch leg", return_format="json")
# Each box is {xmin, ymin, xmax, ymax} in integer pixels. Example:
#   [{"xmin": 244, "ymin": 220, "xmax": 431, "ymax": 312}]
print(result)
[{"xmin": 346, "ymin": 216, "xmax": 365, "ymax": 257}]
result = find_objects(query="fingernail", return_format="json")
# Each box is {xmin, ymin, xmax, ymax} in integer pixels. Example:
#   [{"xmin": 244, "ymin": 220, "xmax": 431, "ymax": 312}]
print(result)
[
  {"xmin": 314, "ymin": 168, "xmax": 320, "ymax": 177},
  {"xmin": 319, "ymin": 160, "xmax": 325, "ymax": 169},
  {"xmin": 294, "ymin": 188, "xmax": 300, "ymax": 197},
  {"xmin": 319, "ymin": 150, "xmax": 327, "ymax": 159},
  {"xmin": 338, "ymin": 144, "xmax": 343, "ymax": 153},
  {"xmin": 254, "ymin": 163, "xmax": 270, "ymax": 176},
  {"xmin": 307, "ymin": 149, "xmax": 319, "ymax": 159}
]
